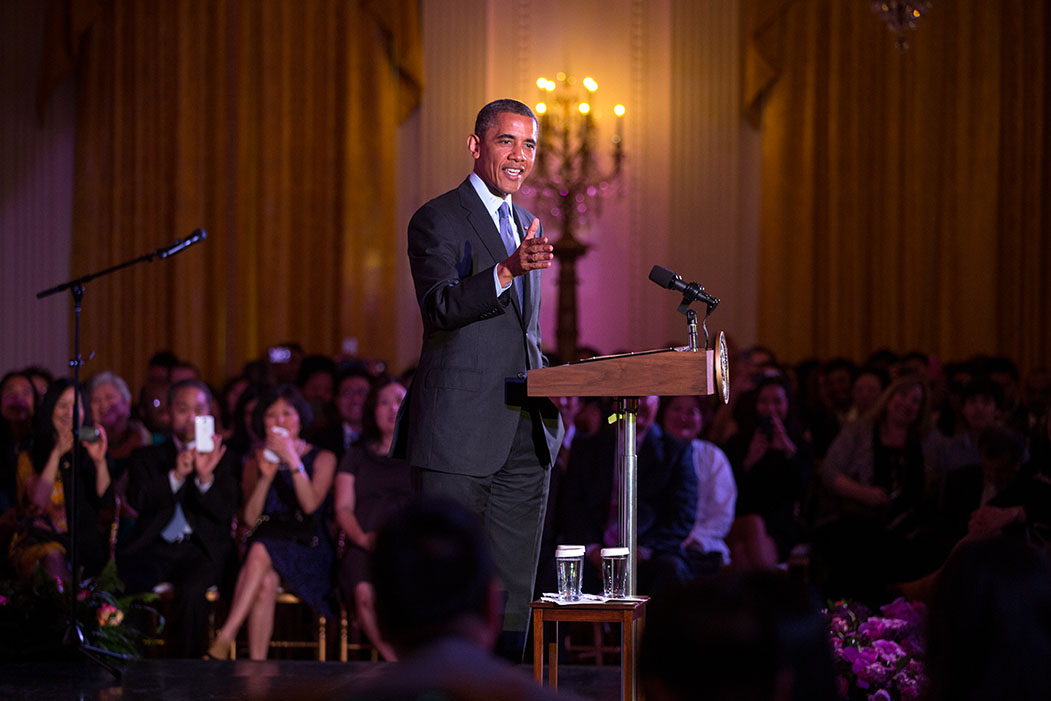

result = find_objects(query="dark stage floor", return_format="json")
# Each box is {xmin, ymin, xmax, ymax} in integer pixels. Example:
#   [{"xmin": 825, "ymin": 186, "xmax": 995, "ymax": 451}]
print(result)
[{"xmin": 0, "ymin": 658, "xmax": 622, "ymax": 700}]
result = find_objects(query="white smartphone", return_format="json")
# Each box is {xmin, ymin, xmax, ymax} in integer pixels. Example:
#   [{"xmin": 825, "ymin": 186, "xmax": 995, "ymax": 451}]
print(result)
[
  {"xmin": 263, "ymin": 425, "xmax": 289, "ymax": 463},
  {"xmin": 194, "ymin": 415, "xmax": 215, "ymax": 453}
]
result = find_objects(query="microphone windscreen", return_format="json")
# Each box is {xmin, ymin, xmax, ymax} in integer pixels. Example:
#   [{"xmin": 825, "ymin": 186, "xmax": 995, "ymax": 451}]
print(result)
[{"xmin": 648, "ymin": 265, "xmax": 677, "ymax": 289}]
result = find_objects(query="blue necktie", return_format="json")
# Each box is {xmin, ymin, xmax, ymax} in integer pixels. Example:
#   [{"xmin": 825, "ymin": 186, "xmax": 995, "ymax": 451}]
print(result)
[{"xmin": 498, "ymin": 203, "xmax": 523, "ymax": 309}]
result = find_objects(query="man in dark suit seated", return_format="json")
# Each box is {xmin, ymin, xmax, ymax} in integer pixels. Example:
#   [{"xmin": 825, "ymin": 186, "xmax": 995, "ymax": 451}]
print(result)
[
  {"xmin": 349, "ymin": 498, "xmax": 562, "ymax": 701},
  {"xmin": 117, "ymin": 379, "xmax": 237, "ymax": 657},
  {"xmin": 554, "ymin": 395, "xmax": 698, "ymax": 598}
]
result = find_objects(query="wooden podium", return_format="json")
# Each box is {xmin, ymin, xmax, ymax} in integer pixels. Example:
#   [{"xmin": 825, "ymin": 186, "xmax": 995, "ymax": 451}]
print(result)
[
  {"xmin": 528, "ymin": 346, "xmax": 715, "ymax": 595},
  {"xmin": 528, "ymin": 347, "xmax": 715, "ymax": 701}
]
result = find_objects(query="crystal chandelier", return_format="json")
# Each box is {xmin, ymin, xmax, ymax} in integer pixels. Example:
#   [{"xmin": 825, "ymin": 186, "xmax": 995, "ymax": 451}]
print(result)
[{"xmin": 871, "ymin": 1, "xmax": 932, "ymax": 51}]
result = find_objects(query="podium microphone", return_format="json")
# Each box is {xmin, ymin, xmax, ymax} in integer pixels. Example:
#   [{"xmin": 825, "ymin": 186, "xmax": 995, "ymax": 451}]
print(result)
[
  {"xmin": 157, "ymin": 229, "xmax": 207, "ymax": 259},
  {"xmin": 648, "ymin": 264, "xmax": 719, "ymax": 308}
]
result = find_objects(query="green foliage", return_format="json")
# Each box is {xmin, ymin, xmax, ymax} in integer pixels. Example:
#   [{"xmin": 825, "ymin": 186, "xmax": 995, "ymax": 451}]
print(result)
[{"xmin": 0, "ymin": 559, "xmax": 162, "ymax": 662}]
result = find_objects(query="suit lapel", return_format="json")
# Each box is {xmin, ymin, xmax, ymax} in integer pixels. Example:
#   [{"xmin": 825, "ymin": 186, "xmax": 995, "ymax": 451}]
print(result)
[{"xmin": 458, "ymin": 180, "xmax": 527, "ymax": 324}]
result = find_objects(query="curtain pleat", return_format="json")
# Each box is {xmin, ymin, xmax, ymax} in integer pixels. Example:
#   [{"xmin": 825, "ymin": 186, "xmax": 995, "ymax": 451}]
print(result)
[
  {"xmin": 61, "ymin": 0, "xmax": 421, "ymax": 386},
  {"xmin": 750, "ymin": 0, "xmax": 1049, "ymax": 372}
]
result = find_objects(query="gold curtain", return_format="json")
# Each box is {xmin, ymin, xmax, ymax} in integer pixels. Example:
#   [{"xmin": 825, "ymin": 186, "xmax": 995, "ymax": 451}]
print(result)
[
  {"xmin": 56, "ymin": 0, "xmax": 421, "ymax": 386},
  {"xmin": 748, "ymin": 0, "xmax": 1050, "ymax": 373}
]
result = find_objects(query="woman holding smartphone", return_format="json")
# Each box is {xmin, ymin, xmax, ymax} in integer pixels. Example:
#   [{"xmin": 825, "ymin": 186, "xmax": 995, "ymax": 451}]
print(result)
[
  {"xmin": 724, "ymin": 375, "xmax": 813, "ymax": 569},
  {"xmin": 208, "ymin": 384, "xmax": 336, "ymax": 660},
  {"xmin": 9, "ymin": 378, "xmax": 113, "ymax": 582}
]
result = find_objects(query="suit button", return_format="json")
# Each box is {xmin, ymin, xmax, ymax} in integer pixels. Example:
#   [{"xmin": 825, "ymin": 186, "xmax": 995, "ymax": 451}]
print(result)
[{"xmin": 517, "ymin": 372, "xmax": 526, "ymax": 379}]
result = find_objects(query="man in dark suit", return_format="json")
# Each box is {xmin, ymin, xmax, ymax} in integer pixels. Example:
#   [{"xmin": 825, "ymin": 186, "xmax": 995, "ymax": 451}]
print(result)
[
  {"xmin": 400, "ymin": 99, "xmax": 564, "ymax": 660},
  {"xmin": 118, "ymin": 379, "xmax": 237, "ymax": 657}
]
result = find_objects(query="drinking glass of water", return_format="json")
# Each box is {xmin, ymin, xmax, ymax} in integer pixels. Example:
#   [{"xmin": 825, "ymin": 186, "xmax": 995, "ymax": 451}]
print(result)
[
  {"xmin": 555, "ymin": 545, "xmax": 585, "ymax": 601},
  {"xmin": 600, "ymin": 547, "xmax": 629, "ymax": 598}
]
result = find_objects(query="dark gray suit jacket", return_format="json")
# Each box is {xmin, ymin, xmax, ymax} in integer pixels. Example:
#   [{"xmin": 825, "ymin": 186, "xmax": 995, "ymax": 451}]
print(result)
[{"xmin": 401, "ymin": 178, "xmax": 563, "ymax": 476}]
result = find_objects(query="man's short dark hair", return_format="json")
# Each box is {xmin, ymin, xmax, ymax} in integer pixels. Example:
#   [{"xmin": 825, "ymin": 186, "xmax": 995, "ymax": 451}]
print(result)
[
  {"xmin": 474, "ymin": 99, "xmax": 537, "ymax": 138},
  {"xmin": 640, "ymin": 572, "xmax": 837, "ymax": 701},
  {"xmin": 962, "ymin": 377, "xmax": 1004, "ymax": 408},
  {"xmin": 371, "ymin": 499, "xmax": 494, "ymax": 651},
  {"xmin": 168, "ymin": 378, "xmax": 213, "ymax": 408}
]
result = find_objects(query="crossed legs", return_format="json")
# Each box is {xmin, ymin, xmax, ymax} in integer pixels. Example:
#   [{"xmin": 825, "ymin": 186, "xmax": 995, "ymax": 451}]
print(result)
[{"xmin": 211, "ymin": 542, "xmax": 280, "ymax": 659}]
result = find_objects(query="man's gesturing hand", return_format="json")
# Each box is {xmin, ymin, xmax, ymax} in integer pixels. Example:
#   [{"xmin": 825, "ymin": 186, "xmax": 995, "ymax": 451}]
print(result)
[{"xmin": 496, "ymin": 218, "xmax": 554, "ymax": 287}]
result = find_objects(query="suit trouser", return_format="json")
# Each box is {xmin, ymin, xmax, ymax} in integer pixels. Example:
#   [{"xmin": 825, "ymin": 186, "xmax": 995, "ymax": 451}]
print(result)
[
  {"xmin": 412, "ymin": 410, "xmax": 550, "ymax": 637},
  {"xmin": 119, "ymin": 537, "xmax": 223, "ymax": 658}
]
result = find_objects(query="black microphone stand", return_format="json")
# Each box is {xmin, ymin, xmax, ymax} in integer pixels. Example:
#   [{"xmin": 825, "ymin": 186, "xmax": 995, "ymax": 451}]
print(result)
[
  {"xmin": 677, "ymin": 292, "xmax": 719, "ymax": 351},
  {"xmin": 36, "ymin": 232, "xmax": 207, "ymax": 678}
]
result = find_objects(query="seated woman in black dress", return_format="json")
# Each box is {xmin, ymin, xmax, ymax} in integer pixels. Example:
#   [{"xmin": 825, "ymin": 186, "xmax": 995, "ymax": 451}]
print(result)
[
  {"xmin": 208, "ymin": 384, "xmax": 336, "ymax": 660},
  {"xmin": 724, "ymin": 375, "xmax": 813, "ymax": 570},
  {"xmin": 334, "ymin": 376, "xmax": 411, "ymax": 661}
]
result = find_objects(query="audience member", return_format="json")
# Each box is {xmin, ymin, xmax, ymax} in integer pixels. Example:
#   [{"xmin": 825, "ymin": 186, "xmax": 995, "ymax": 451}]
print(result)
[
  {"xmin": 21, "ymin": 365, "xmax": 53, "ymax": 399},
  {"xmin": 814, "ymin": 374, "xmax": 942, "ymax": 602},
  {"xmin": 925, "ymin": 528, "xmax": 1051, "ymax": 701},
  {"xmin": 844, "ymin": 365, "xmax": 888, "ymax": 424},
  {"xmin": 822, "ymin": 357, "xmax": 856, "ymax": 425},
  {"xmin": 219, "ymin": 374, "xmax": 250, "ymax": 439},
  {"xmin": 864, "ymin": 348, "xmax": 900, "ymax": 379},
  {"xmin": 169, "ymin": 361, "xmax": 200, "ymax": 385},
  {"xmin": 209, "ymin": 384, "xmax": 336, "ymax": 660},
  {"xmin": 335, "ymin": 377, "xmax": 412, "ymax": 661},
  {"xmin": 936, "ymin": 378, "xmax": 1003, "ymax": 472},
  {"xmin": 87, "ymin": 371, "xmax": 150, "ymax": 461},
  {"xmin": 934, "ymin": 360, "xmax": 974, "ymax": 437},
  {"xmin": 1, "ymin": 371, "xmax": 37, "ymax": 519},
  {"xmin": 555, "ymin": 395, "xmax": 697, "ymax": 598},
  {"xmin": 267, "ymin": 342, "xmax": 304, "ymax": 385},
  {"xmin": 724, "ymin": 376, "xmax": 813, "ymax": 569},
  {"xmin": 9, "ymin": 378, "xmax": 113, "ymax": 582},
  {"xmin": 1023, "ymin": 366, "xmax": 1051, "ymax": 440},
  {"xmin": 315, "ymin": 366, "xmax": 372, "ymax": 459},
  {"xmin": 898, "ymin": 350, "xmax": 930, "ymax": 381},
  {"xmin": 1028, "ymin": 412, "xmax": 1051, "ymax": 481},
  {"xmin": 936, "ymin": 426, "xmax": 1051, "ymax": 552},
  {"xmin": 118, "ymin": 379, "xmax": 237, "ymax": 657},
  {"xmin": 137, "ymin": 378, "xmax": 171, "ymax": 442},
  {"xmin": 146, "ymin": 350, "xmax": 179, "ymax": 384},
  {"xmin": 794, "ymin": 359, "xmax": 842, "ymax": 459},
  {"xmin": 659, "ymin": 395, "xmax": 736, "ymax": 574},
  {"xmin": 985, "ymin": 355, "xmax": 1028, "ymax": 436},
  {"xmin": 639, "ymin": 571, "xmax": 838, "ymax": 701},
  {"xmin": 296, "ymin": 354, "xmax": 339, "ymax": 439},
  {"xmin": 349, "ymin": 498, "xmax": 563, "ymax": 701},
  {"xmin": 224, "ymin": 383, "xmax": 267, "ymax": 473},
  {"xmin": 708, "ymin": 344, "xmax": 778, "ymax": 445}
]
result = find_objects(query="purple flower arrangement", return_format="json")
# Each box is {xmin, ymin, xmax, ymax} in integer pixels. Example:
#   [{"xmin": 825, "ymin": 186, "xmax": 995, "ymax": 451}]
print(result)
[{"xmin": 825, "ymin": 597, "xmax": 929, "ymax": 701}]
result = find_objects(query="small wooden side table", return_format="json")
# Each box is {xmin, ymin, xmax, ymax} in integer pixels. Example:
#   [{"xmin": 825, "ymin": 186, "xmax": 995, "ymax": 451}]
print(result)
[{"xmin": 530, "ymin": 597, "xmax": 648, "ymax": 701}]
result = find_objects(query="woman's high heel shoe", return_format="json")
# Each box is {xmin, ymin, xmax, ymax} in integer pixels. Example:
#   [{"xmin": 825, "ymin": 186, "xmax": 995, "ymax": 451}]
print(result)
[{"xmin": 204, "ymin": 635, "xmax": 234, "ymax": 660}]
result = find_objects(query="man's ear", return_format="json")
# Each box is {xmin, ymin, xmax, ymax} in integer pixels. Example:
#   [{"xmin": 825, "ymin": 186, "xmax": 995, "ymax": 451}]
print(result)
[{"xmin": 467, "ymin": 133, "xmax": 481, "ymax": 160}]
